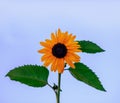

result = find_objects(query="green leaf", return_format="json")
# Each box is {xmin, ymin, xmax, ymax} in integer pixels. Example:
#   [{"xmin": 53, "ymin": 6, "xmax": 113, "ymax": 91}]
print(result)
[
  {"xmin": 69, "ymin": 63, "xmax": 106, "ymax": 91},
  {"xmin": 78, "ymin": 40, "xmax": 105, "ymax": 53},
  {"xmin": 6, "ymin": 65, "xmax": 49, "ymax": 87}
]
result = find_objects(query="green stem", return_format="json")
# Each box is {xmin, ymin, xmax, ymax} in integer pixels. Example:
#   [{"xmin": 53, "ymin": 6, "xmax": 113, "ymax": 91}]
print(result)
[
  {"xmin": 47, "ymin": 83, "xmax": 57, "ymax": 99},
  {"xmin": 47, "ymin": 73, "xmax": 61, "ymax": 103},
  {"xmin": 57, "ymin": 73, "xmax": 61, "ymax": 103}
]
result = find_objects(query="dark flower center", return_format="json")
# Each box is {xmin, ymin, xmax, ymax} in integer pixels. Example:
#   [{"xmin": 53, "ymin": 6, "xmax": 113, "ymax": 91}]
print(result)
[{"xmin": 52, "ymin": 43, "xmax": 67, "ymax": 58}]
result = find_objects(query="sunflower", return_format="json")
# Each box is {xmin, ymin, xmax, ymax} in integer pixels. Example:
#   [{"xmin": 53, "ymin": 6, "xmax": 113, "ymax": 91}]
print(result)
[{"xmin": 38, "ymin": 29, "xmax": 81, "ymax": 73}]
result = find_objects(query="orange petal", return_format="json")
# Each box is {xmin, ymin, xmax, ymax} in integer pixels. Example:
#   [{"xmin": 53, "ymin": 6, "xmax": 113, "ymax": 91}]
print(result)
[
  {"xmin": 67, "ymin": 52, "xmax": 80, "ymax": 62},
  {"xmin": 56, "ymin": 29, "xmax": 63, "ymax": 42},
  {"xmin": 64, "ymin": 56, "xmax": 75, "ymax": 68},
  {"xmin": 43, "ymin": 56, "xmax": 55, "ymax": 67},
  {"xmin": 57, "ymin": 58, "xmax": 64, "ymax": 73},
  {"xmin": 41, "ymin": 54, "xmax": 51, "ymax": 61},
  {"xmin": 67, "ymin": 45, "xmax": 80, "ymax": 50},
  {"xmin": 66, "ymin": 41, "xmax": 80, "ymax": 48},
  {"xmin": 72, "ymin": 35, "xmax": 76, "ymax": 40},
  {"xmin": 62, "ymin": 32, "xmax": 69, "ymax": 43},
  {"xmin": 66, "ymin": 34, "xmax": 72, "ymax": 42},
  {"xmin": 64, "ymin": 34, "xmax": 73, "ymax": 45},
  {"xmin": 38, "ymin": 48, "xmax": 51, "ymax": 53},
  {"xmin": 40, "ymin": 42, "xmax": 51, "ymax": 48},
  {"xmin": 67, "ymin": 48, "xmax": 82, "ymax": 53},
  {"xmin": 57, "ymin": 28, "xmax": 61, "ymax": 36},
  {"xmin": 45, "ymin": 39, "xmax": 54, "ymax": 47},
  {"xmin": 51, "ymin": 58, "xmax": 58, "ymax": 72},
  {"xmin": 59, "ymin": 33, "xmax": 65, "ymax": 43},
  {"xmin": 51, "ymin": 33, "xmax": 57, "ymax": 42}
]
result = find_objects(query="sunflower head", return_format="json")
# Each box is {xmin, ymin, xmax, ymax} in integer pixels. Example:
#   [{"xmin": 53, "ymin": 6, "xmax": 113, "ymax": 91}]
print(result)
[{"xmin": 38, "ymin": 29, "xmax": 81, "ymax": 73}]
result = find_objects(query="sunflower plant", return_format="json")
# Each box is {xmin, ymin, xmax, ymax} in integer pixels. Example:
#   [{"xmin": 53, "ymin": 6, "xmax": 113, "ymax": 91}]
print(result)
[{"xmin": 6, "ymin": 29, "xmax": 106, "ymax": 103}]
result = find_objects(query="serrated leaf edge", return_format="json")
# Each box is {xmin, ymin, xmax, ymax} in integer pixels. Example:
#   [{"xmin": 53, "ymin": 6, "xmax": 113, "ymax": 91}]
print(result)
[
  {"xmin": 6, "ymin": 64, "xmax": 49, "ymax": 87},
  {"xmin": 69, "ymin": 62, "xmax": 106, "ymax": 92},
  {"xmin": 77, "ymin": 40, "xmax": 105, "ymax": 53}
]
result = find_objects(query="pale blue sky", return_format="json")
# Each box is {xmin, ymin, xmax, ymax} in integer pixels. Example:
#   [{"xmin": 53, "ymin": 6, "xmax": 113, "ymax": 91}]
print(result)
[{"xmin": 0, "ymin": 0, "xmax": 120, "ymax": 103}]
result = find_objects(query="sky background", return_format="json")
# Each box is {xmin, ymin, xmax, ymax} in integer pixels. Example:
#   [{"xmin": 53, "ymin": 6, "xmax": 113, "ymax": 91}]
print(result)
[{"xmin": 0, "ymin": 0, "xmax": 120, "ymax": 103}]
